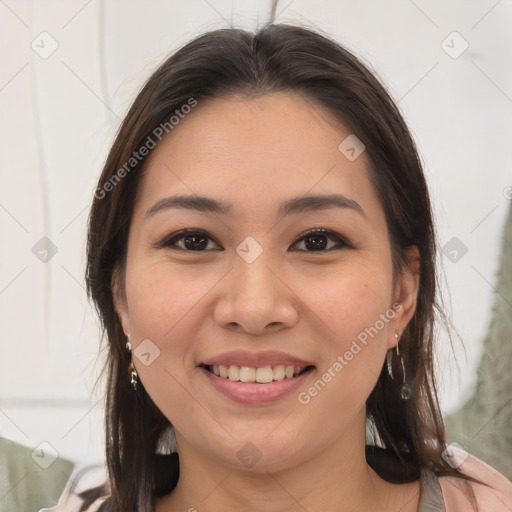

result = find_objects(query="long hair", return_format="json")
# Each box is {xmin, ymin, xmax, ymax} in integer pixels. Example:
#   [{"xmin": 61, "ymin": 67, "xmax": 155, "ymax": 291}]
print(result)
[{"xmin": 83, "ymin": 23, "xmax": 478, "ymax": 511}]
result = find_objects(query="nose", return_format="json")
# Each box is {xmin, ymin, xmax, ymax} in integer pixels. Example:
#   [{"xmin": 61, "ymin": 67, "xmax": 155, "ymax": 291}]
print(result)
[{"xmin": 213, "ymin": 249, "xmax": 299, "ymax": 336}]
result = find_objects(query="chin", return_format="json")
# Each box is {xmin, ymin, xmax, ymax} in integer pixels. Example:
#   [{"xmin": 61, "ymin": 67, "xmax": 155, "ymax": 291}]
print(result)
[{"xmin": 200, "ymin": 432, "xmax": 309, "ymax": 473}]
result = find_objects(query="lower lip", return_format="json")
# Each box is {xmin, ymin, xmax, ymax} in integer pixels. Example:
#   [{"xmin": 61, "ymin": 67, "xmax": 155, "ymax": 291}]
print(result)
[{"xmin": 198, "ymin": 366, "xmax": 315, "ymax": 405}]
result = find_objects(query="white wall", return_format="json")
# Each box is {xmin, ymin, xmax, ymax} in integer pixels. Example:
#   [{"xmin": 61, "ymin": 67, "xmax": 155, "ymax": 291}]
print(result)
[{"xmin": 0, "ymin": 0, "xmax": 511, "ymax": 469}]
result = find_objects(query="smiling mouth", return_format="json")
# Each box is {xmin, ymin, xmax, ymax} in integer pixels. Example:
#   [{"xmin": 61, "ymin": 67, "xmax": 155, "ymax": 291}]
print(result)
[{"xmin": 200, "ymin": 363, "xmax": 315, "ymax": 384}]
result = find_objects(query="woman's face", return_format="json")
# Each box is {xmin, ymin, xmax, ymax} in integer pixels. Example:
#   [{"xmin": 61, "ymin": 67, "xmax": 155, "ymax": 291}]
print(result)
[{"xmin": 115, "ymin": 92, "xmax": 419, "ymax": 472}]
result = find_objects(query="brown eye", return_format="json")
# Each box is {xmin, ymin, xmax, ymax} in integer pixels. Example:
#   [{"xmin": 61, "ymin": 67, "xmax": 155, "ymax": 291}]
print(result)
[
  {"xmin": 182, "ymin": 233, "xmax": 208, "ymax": 250},
  {"xmin": 156, "ymin": 229, "xmax": 222, "ymax": 251},
  {"xmin": 291, "ymin": 229, "xmax": 351, "ymax": 252}
]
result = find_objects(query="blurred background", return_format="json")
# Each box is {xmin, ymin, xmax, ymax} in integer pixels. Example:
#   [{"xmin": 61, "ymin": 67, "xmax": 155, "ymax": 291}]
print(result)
[{"xmin": 0, "ymin": 0, "xmax": 511, "ymax": 483}]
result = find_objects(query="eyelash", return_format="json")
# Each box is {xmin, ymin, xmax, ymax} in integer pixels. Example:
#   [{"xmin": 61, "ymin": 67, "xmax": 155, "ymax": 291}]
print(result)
[{"xmin": 155, "ymin": 228, "xmax": 352, "ymax": 253}]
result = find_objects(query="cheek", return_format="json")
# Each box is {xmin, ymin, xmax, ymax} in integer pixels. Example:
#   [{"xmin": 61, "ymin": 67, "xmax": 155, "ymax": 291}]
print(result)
[
  {"xmin": 297, "ymin": 291, "xmax": 391, "ymax": 436},
  {"xmin": 292, "ymin": 262, "xmax": 392, "ymax": 401},
  {"xmin": 123, "ymin": 264, "xmax": 209, "ymax": 409},
  {"xmin": 293, "ymin": 260, "xmax": 393, "ymax": 343},
  {"xmin": 125, "ymin": 262, "xmax": 218, "ymax": 339}
]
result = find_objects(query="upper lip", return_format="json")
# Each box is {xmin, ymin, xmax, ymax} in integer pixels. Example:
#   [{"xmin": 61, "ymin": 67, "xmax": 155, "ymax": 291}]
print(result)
[{"xmin": 198, "ymin": 350, "xmax": 315, "ymax": 368}]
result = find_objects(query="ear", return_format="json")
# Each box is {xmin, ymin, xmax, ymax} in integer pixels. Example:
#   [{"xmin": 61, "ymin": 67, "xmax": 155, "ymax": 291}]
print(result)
[
  {"xmin": 388, "ymin": 245, "xmax": 420, "ymax": 349},
  {"xmin": 112, "ymin": 265, "xmax": 131, "ymax": 337}
]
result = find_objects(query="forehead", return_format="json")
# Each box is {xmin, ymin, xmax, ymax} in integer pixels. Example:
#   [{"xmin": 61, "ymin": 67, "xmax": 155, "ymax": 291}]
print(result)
[{"xmin": 135, "ymin": 92, "xmax": 385, "ymax": 227}]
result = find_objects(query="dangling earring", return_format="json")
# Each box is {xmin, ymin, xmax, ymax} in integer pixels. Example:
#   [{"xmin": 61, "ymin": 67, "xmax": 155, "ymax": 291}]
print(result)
[
  {"xmin": 126, "ymin": 333, "xmax": 138, "ymax": 391},
  {"xmin": 394, "ymin": 331, "xmax": 411, "ymax": 400}
]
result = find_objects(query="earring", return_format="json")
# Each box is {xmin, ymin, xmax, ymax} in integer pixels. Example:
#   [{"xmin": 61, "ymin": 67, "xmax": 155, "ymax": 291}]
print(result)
[
  {"xmin": 126, "ymin": 334, "xmax": 138, "ymax": 391},
  {"xmin": 395, "ymin": 331, "xmax": 411, "ymax": 400}
]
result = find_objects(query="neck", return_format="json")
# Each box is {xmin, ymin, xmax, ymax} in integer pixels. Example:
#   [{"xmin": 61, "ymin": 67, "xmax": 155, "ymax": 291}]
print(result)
[{"xmin": 156, "ymin": 411, "xmax": 420, "ymax": 512}]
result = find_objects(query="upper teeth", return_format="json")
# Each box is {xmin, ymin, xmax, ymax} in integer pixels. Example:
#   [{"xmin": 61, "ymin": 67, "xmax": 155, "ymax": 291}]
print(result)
[{"xmin": 210, "ymin": 364, "xmax": 306, "ymax": 383}]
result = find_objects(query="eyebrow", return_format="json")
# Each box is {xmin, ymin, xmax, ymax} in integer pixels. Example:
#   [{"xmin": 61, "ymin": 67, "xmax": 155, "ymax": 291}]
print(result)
[{"xmin": 145, "ymin": 193, "xmax": 367, "ymax": 220}]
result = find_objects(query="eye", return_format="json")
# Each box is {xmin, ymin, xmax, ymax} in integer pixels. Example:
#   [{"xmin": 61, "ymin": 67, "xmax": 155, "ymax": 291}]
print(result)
[
  {"xmin": 156, "ymin": 229, "xmax": 222, "ymax": 251},
  {"xmin": 155, "ymin": 228, "xmax": 351, "ymax": 253},
  {"xmin": 290, "ymin": 228, "xmax": 351, "ymax": 252}
]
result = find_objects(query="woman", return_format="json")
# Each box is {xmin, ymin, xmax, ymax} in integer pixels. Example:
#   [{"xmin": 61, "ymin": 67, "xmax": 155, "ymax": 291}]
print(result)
[{"xmin": 43, "ymin": 23, "xmax": 512, "ymax": 512}]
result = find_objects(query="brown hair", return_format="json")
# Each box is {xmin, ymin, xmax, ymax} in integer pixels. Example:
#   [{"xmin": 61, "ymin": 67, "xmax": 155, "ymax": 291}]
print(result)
[{"xmin": 83, "ymin": 23, "xmax": 480, "ymax": 512}]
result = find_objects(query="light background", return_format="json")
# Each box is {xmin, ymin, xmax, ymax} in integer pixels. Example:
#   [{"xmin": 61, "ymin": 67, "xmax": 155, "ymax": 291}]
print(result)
[{"xmin": 0, "ymin": 0, "xmax": 511, "ymax": 470}]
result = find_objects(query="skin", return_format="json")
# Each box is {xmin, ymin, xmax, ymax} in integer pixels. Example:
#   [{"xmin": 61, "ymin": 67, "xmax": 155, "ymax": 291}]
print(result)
[{"xmin": 115, "ymin": 92, "xmax": 421, "ymax": 512}]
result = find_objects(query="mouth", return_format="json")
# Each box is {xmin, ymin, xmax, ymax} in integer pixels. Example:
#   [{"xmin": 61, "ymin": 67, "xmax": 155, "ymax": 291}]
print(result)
[{"xmin": 199, "ymin": 363, "xmax": 315, "ymax": 384}]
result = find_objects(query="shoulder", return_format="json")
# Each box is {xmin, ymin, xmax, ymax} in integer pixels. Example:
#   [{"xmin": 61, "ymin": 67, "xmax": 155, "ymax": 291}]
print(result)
[{"xmin": 438, "ymin": 452, "xmax": 512, "ymax": 511}]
